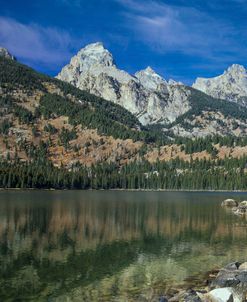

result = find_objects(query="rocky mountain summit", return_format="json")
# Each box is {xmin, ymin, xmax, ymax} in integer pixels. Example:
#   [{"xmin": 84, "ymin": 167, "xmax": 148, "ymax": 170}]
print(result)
[
  {"xmin": 57, "ymin": 43, "xmax": 247, "ymax": 137},
  {"xmin": 57, "ymin": 42, "xmax": 191, "ymax": 125},
  {"xmin": 193, "ymin": 64, "xmax": 247, "ymax": 106},
  {"xmin": 0, "ymin": 47, "xmax": 15, "ymax": 60}
]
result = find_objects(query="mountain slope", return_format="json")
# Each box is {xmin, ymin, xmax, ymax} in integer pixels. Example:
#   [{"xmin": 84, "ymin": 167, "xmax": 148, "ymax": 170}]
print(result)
[
  {"xmin": 193, "ymin": 64, "xmax": 247, "ymax": 106},
  {"xmin": 168, "ymin": 87, "xmax": 247, "ymax": 137},
  {"xmin": 0, "ymin": 54, "xmax": 157, "ymax": 169},
  {"xmin": 0, "ymin": 55, "xmax": 151, "ymax": 139}
]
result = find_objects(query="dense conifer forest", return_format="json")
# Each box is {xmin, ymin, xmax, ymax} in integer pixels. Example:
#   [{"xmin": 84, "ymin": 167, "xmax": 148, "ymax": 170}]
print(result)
[{"xmin": 1, "ymin": 154, "xmax": 247, "ymax": 190}]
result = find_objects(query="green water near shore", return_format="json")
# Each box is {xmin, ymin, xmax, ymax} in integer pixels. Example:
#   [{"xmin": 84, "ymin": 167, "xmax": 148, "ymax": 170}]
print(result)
[{"xmin": 0, "ymin": 191, "xmax": 247, "ymax": 301}]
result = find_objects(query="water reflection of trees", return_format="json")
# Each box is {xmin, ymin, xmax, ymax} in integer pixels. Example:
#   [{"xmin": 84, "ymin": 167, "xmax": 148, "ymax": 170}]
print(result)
[{"xmin": 0, "ymin": 197, "xmax": 247, "ymax": 259}]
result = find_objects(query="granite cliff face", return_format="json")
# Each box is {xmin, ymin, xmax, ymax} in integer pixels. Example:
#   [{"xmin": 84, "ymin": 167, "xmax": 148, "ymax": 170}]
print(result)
[
  {"xmin": 193, "ymin": 64, "xmax": 247, "ymax": 106},
  {"xmin": 57, "ymin": 42, "xmax": 191, "ymax": 125}
]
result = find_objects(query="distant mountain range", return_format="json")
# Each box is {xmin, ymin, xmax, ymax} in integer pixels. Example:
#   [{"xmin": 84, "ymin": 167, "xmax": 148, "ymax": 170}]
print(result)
[
  {"xmin": 58, "ymin": 43, "xmax": 247, "ymax": 111},
  {"xmin": 57, "ymin": 42, "xmax": 247, "ymax": 137}
]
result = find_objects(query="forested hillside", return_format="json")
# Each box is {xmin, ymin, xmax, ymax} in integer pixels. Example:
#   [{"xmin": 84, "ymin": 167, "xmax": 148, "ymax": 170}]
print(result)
[
  {"xmin": 1, "ymin": 56, "xmax": 247, "ymax": 190},
  {"xmin": 166, "ymin": 87, "xmax": 247, "ymax": 137}
]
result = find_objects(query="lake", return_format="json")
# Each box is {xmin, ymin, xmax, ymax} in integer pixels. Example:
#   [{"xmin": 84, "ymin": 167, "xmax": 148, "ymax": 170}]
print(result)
[{"xmin": 0, "ymin": 191, "xmax": 247, "ymax": 301}]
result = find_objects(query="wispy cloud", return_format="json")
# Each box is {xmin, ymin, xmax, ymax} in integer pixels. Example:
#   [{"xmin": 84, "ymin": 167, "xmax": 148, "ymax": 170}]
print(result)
[
  {"xmin": 116, "ymin": 0, "xmax": 245, "ymax": 62},
  {"xmin": 0, "ymin": 17, "xmax": 81, "ymax": 70}
]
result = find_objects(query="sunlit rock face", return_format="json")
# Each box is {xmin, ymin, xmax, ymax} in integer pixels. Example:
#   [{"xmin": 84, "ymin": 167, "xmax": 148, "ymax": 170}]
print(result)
[
  {"xmin": 135, "ymin": 66, "xmax": 168, "ymax": 91},
  {"xmin": 193, "ymin": 64, "xmax": 247, "ymax": 106},
  {"xmin": 0, "ymin": 47, "xmax": 15, "ymax": 60},
  {"xmin": 57, "ymin": 42, "xmax": 191, "ymax": 125}
]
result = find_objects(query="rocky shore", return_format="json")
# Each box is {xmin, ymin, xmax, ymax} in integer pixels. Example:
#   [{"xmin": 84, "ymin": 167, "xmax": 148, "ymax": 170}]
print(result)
[
  {"xmin": 221, "ymin": 199, "xmax": 247, "ymax": 216},
  {"xmin": 160, "ymin": 261, "xmax": 247, "ymax": 301}
]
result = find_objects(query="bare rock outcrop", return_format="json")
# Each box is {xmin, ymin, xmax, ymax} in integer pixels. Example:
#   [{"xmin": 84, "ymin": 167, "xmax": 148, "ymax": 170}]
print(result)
[{"xmin": 57, "ymin": 42, "xmax": 191, "ymax": 125}]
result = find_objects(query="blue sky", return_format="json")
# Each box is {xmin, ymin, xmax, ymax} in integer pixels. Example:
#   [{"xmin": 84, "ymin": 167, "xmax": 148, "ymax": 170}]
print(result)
[{"xmin": 0, "ymin": 0, "xmax": 246, "ymax": 84}]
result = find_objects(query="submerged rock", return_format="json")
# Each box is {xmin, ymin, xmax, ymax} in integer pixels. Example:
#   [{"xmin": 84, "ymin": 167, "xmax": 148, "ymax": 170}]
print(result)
[
  {"xmin": 221, "ymin": 199, "xmax": 247, "ymax": 217},
  {"xmin": 224, "ymin": 262, "xmax": 241, "ymax": 271},
  {"xmin": 221, "ymin": 199, "xmax": 238, "ymax": 207},
  {"xmin": 239, "ymin": 201, "xmax": 247, "ymax": 207},
  {"xmin": 233, "ymin": 205, "xmax": 247, "ymax": 216},
  {"xmin": 183, "ymin": 289, "xmax": 202, "ymax": 302},
  {"xmin": 239, "ymin": 262, "xmax": 247, "ymax": 271},
  {"xmin": 168, "ymin": 289, "xmax": 202, "ymax": 302},
  {"xmin": 159, "ymin": 296, "xmax": 168, "ymax": 302},
  {"xmin": 206, "ymin": 287, "xmax": 234, "ymax": 302}
]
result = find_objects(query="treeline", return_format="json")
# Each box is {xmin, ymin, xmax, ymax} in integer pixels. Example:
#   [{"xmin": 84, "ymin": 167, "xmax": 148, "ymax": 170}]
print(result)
[
  {"xmin": 1, "ymin": 156, "xmax": 247, "ymax": 190},
  {"xmin": 0, "ymin": 57, "xmax": 48, "ymax": 92},
  {"xmin": 37, "ymin": 93, "xmax": 169, "ymax": 144},
  {"xmin": 174, "ymin": 135, "xmax": 247, "ymax": 154}
]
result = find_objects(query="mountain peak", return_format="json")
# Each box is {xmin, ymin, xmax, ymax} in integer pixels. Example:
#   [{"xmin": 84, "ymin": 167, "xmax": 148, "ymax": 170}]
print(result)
[
  {"xmin": 74, "ymin": 42, "xmax": 114, "ymax": 68},
  {"xmin": 139, "ymin": 66, "xmax": 161, "ymax": 76},
  {"xmin": 135, "ymin": 66, "xmax": 167, "ymax": 90},
  {"xmin": 82, "ymin": 42, "xmax": 105, "ymax": 51},
  {"xmin": 0, "ymin": 47, "xmax": 15, "ymax": 60},
  {"xmin": 193, "ymin": 63, "xmax": 247, "ymax": 105},
  {"xmin": 225, "ymin": 64, "xmax": 246, "ymax": 76},
  {"xmin": 143, "ymin": 66, "xmax": 156, "ymax": 74},
  {"xmin": 56, "ymin": 42, "xmax": 115, "ymax": 83}
]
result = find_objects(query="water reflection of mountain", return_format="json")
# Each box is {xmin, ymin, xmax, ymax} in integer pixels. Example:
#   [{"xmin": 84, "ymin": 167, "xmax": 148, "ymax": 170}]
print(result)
[{"xmin": 0, "ymin": 191, "xmax": 247, "ymax": 301}]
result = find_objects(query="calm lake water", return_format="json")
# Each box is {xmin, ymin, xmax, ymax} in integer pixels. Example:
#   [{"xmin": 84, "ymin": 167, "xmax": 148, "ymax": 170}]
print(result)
[{"xmin": 0, "ymin": 191, "xmax": 247, "ymax": 301}]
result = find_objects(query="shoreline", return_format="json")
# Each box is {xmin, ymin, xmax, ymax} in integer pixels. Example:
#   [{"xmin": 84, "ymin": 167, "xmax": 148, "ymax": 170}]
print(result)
[{"xmin": 1, "ymin": 188, "xmax": 247, "ymax": 193}]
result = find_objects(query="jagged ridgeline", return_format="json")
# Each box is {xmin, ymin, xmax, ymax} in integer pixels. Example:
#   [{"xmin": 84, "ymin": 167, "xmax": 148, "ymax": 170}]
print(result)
[
  {"xmin": 57, "ymin": 42, "xmax": 247, "ymax": 137},
  {"xmin": 1, "ymin": 55, "xmax": 247, "ymax": 190}
]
